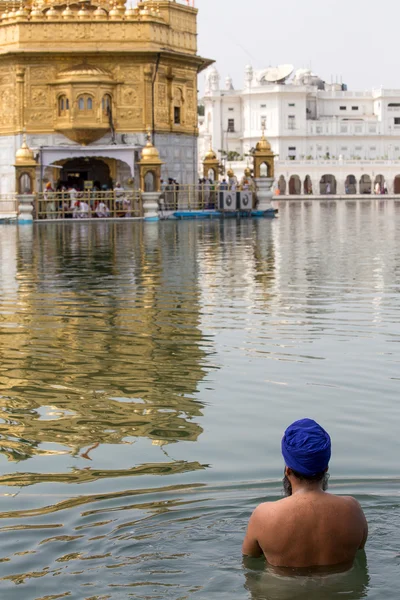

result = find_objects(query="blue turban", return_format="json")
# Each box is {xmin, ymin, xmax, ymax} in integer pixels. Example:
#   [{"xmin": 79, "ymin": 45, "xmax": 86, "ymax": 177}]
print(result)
[{"xmin": 282, "ymin": 418, "xmax": 331, "ymax": 476}]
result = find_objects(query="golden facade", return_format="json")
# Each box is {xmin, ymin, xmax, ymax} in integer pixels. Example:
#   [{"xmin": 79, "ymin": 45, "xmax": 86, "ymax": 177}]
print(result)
[{"xmin": 0, "ymin": 0, "xmax": 212, "ymax": 189}]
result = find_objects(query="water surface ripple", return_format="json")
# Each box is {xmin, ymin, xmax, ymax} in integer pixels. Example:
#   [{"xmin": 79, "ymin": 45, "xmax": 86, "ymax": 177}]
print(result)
[{"xmin": 0, "ymin": 200, "xmax": 399, "ymax": 598}]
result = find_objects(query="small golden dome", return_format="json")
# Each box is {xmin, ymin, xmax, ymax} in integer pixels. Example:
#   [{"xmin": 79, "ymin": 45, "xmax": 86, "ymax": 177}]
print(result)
[
  {"xmin": 244, "ymin": 167, "xmax": 252, "ymax": 177},
  {"xmin": 77, "ymin": 5, "xmax": 90, "ymax": 19},
  {"xmin": 46, "ymin": 6, "xmax": 61, "ymax": 19},
  {"xmin": 15, "ymin": 135, "xmax": 36, "ymax": 165},
  {"xmin": 204, "ymin": 148, "xmax": 217, "ymax": 161},
  {"xmin": 30, "ymin": 4, "xmax": 43, "ymax": 19},
  {"xmin": 8, "ymin": 6, "xmax": 17, "ymax": 20},
  {"xmin": 57, "ymin": 63, "xmax": 112, "ymax": 82},
  {"xmin": 124, "ymin": 7, "xmax": 137, "ymax": 19},
  {"xmin": 1, "ymin": 8, "xmax": 9, "ymax": 21},
  {"xmin": 93, "ymin": 6, "xmax": 107, "ymax": 19},
  {"xmin": 227, "ymin": 168, "xmax": 234, "ymax": 178},
  {"xmin": 141, "ymin": 141, "xmax": 161, "ymax": 162},
  {"xmin": 62, "ymin": 5, "xmax": 75, "ymax": 19},
  {"xmin": 256, "ymin": 135, "xmax": 272, "ymax": 152},
  {"xmin": 109, "ymin": 3, "xmax": 120, "ymax": 19},
  {"xmin": 15, "ymin": 5, "xmax": 29, "ymax": 20}
]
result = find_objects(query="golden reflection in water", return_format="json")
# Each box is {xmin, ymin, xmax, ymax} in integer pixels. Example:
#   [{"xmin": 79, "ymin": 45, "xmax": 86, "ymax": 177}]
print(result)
[{"xmin": 0, "ymin": 222, "xmax": 211, "ymax": 468}]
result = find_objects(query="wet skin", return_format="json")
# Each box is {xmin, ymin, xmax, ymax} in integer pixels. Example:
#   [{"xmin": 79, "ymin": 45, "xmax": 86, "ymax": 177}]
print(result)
[{"xmin": 242, "ymin": 468, "xmax": 368, "ymax": 568}]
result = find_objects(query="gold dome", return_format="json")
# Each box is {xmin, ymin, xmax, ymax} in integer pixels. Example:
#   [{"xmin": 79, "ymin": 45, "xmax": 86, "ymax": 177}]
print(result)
[
  {"xmin": 30, "ymin": 4, "xmax": 43, "ymax": 20},
  {"xmin": 124, "ymin": 7, "xmax": 137, "ymax": 19},
  {"xmin": 109, "ymin": 3, "xmax": 120, "ymax": 19},
  {"xmin": 227, "ymin": 168, "xmax": 234, "ymax": 178},
  {"xmin": 57, "ymin": 63, "xmax": 113, "ymax": 82},
  {"xmin": 141, "ymin": 140, "xmax": 161, "ymax": 162},
  {"xmin": 204, "ymin": 148, "xmax": 217, "ymax": 161},
  {"xmin": 77, "ymin": 5, "xmax": 90, "ymax": 19},
  {"xmin": 15, "ymin": 135, "xmax": 36, "ymax": 165},
  {"xmin": 244, "ymin": 167, "xmax": 252, "ymax": 177},
  {"xmin": 93, "ymin": 6, "xmax": 107, "ymax": 19},
  {"xmin": 8, "ymin": 6, "xmax": 17, "ymax": 20},
  {"xmin": 255, "ymin": 135, "xmax": 272, "ymax": 152},
  {"xmin": 62, "ymin": 5, "xmax": 75, "ymax": 19},
  {"xmin": 46, "ymin": 6, "xmax": 60, "ymax": 20},
  {"xmin": 15, "ymin": 5, "xmax": 29, "ymax": 20}
]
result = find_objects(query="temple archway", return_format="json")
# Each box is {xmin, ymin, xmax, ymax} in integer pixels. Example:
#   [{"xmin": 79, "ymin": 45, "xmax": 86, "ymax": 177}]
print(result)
[
  {"xmin": 277, "ymin": 175, "xmax": 286, "ymax": 194},
  {"xmin": 359, "ymin": 174, "xmax": 372, "ymax": 194},
  {"xmin": 289, "ymin": 175, "xmax": 301, "ymax": 195},
  {"xmin": 304, "ymin": 175, "xmax": 312, "ymax": 195},
  {"xmin": 374, "ymin": 174, "xmax": 385, "ymax": 194},
  {"xmin": 320, "ymin": 174, "xmax": 336, "ymax": 195},
  {"xmin": 57, "ymin": 157, "xmax": 112, "ymax": 190},
  {"xmin": 345, "ymin": 175, "xmax": 357, "ymax": 194}
]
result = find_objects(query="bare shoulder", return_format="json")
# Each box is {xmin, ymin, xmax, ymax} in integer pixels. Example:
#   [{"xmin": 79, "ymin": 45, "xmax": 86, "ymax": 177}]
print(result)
[
  {"xmin": 340, "ymin": 495, "xmax": 365, "ymax": 512},
  {"xmin": 251, "ymin": 497, "xmax": 291, "ymax": 520}
]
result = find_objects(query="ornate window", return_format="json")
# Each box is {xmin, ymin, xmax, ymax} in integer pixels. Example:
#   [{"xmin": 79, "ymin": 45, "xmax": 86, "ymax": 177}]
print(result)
[
  {"xmin": 58, "ymin": 95, "xmax": 69, "ymax": 117},
  {"xmin": 77, "ymin": 94, "xmax": 94, "ymax": 113},
  {"xmin": 102, "ymin": 94, "xmax": 112, "ymax": 115}
]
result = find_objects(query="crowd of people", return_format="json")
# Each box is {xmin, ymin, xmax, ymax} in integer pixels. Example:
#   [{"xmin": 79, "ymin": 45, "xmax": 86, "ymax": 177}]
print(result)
[
  {"xmin": 39, "ymin": 175, "xmax": 257, "ymax": 218},
  {"xmin": 41, "ymin": 182, "xmax": 135, "ymax": 219}
]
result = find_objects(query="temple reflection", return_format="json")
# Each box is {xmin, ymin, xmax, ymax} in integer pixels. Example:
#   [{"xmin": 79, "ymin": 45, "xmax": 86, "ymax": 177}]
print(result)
[{"xmin": 0, "ymin": 222, "xmax": 210, "ymax": 465}]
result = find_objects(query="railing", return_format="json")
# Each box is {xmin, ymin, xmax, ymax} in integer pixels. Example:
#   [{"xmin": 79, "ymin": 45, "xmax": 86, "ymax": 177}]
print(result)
[
  {"xmin": 160, "ymin": 184, "xmax": 250, "ymax": 212},
  {"xmin": 34, "ymin": 191, "xmax": 143, "ymax": 220},
  {"xmin": 161, "ymin": 185, "xmax": 216, "ymax": 211},
  {"xmin": 0, "ymin": 194, "xmax": 18, "ymax": 217}
]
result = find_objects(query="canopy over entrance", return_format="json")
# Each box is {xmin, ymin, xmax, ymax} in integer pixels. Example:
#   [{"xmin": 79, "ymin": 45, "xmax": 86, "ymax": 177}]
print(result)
[{"xmin": 40, "ymin": 145, "xmax": 137, "ymax": 180}]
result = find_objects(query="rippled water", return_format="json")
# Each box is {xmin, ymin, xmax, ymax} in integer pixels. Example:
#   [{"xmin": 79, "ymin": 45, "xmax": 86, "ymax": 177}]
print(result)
[{"xmin": 0, "ymin": 199, "xmax": 399, "ymax": 599}]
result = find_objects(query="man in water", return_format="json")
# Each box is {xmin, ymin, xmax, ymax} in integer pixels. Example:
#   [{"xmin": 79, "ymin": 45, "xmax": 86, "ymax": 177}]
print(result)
[{"xmin": 243, "ymin": 418, "xmax": 368, "ymax": 568}]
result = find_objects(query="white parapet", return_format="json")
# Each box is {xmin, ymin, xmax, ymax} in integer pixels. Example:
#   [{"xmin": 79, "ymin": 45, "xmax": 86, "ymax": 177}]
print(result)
[
  {"xmin": 17, "ymin": 194, "xmax": 34, "ymax": 223},
  {"xmin": 142, "ymin": 191, "xmax": 161, "ymax": 221},
  {"xmin": 255, "ymin": 177, "xmax": 274, "ymax": 211}
]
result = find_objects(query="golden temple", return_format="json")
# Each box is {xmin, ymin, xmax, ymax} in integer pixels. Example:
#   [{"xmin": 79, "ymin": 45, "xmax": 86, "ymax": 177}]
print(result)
[{"xmin": 0, "ymin": 0, "xmax": 212, "ymax": 191}]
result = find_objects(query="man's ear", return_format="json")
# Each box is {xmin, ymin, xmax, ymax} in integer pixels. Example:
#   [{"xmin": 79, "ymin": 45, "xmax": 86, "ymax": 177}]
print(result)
[{"xmin": 285, "ymin": 466, "xmax": 292, "ymax": 477}]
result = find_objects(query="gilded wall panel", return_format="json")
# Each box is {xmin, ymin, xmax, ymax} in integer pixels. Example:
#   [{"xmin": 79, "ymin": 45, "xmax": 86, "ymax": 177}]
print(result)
[
  {"xmin": 118, "ymin": 108, "xmax": 143, "ymax": 124},
  {"xmin": 26, "ymin": 109, "xmax": 52, "ymax": 127},
  {"xmin": 122, "ymin": 87, "xmax": 139, "ymax": 106},
  {"xmin": 0, "ymin": 87, "xmax": 15, "ymax": 127},
  {"xmin": 31, "ymin": 86, "xmax": 49, "ymax": 108},
  {"xmin": 157, "ymin": 83, "xmax": 167, "ymax": 107},
  {"xmin": 29, "ymin": 66, "xmax": 56, "ymax": 82},
  {"xmin": 119, "ymin": 66, "xmax": 141, "ymax": 83}
]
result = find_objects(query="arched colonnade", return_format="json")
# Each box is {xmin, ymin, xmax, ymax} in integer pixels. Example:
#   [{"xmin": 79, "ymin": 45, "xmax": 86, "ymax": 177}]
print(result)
[{"xmin": 277, "ymin": 174, "xmax": 400, "ymax": 195}]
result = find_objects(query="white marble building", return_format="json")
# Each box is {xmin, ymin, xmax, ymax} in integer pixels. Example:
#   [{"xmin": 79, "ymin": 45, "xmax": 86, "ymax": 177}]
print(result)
[{"xmin": 199, "ymin": 65, "xmax": 400, "ymax": 195}]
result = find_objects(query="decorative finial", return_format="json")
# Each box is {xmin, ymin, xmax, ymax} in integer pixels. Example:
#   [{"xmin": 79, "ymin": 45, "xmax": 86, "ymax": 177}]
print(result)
[
  {"xmin": 261, "ymin": 119, "xmax": 266, "ymax": 138},
  {"xmin": 146, "ymin": 126, "xmax": 152, "ymax": 143}
]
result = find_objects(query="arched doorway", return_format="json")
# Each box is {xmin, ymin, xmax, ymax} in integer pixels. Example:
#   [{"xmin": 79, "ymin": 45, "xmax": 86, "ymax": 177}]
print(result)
[
  {"xmin": 59, "ymin": 158, "xmax": 112, "ymax": 190},
  {"xmin": 289, "ymin": 175, "xmax": 301, "ymax": 195},
  {"xmin": 304, "ymin": 175, "xmax": 312, "ymax": 195},
  {"xmin": 359, "ymin": 174, "xmax": 372, "ymax": 194},
  {"xmin": 320, "ymin": 174, "xmax": 336, "ymax": 195},
  {"xmin": 277, "ymin": 175, "xmax": 286, "ymax": 195},
  {"xmin": 374, "ymin": 174, "xmax": 385, "ymax": 194},
  {"xmin": 394, "ymin": 176, "xmax": 400, "ymax": 194},
  {"xmin": 345, "ymin": 175, "xmax": 357, "ymax": 194}
]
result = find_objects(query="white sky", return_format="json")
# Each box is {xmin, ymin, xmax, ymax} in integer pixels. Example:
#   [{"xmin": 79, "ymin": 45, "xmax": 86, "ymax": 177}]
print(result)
[{"xmin": 197, "ymin": 0, "xmax": 398, "ymax": 93}]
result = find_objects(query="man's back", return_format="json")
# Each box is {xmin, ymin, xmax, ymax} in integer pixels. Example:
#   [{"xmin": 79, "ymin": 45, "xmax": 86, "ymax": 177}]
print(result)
[{"xmin": 243, "ymin": 490, "xmax": 368, "ymax": 568}]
